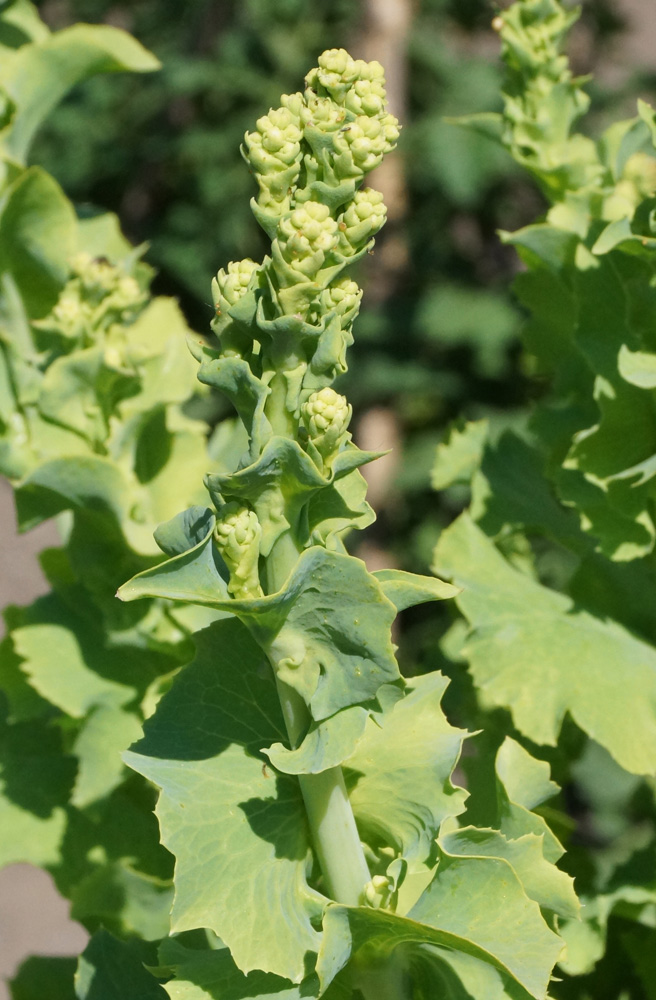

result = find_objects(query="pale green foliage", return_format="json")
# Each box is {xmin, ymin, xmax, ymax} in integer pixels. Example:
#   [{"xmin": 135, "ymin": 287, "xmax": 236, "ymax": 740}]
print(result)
[
  {"xmin": 6, "ymin": 1, "xmax": 655, "ymax": 997},
  {"xmin": 113, "ymin": 37, "xmax": 571, "ymax": 999},
  {"xmin": 436, "ymin": 1, "xmax": 656, "ymax": 994}
]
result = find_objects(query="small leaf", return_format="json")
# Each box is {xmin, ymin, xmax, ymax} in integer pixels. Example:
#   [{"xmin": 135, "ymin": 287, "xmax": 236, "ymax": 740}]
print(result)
[
  {"xmin": 373, "ymin": 568, "xmax": 459, "ymax": 611},
  {"xmin": 264, "ymin": 705, "xmax": 369, "ymax": 775}
]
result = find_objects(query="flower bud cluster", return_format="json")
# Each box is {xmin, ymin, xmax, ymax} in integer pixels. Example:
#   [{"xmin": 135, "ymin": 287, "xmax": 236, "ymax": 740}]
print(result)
[
  {"xmin": 306, "ymin": 49, "xmax": 385, "ymax": 113},
  {"xmin": 277, "ymin": 202, "xmax": 339, "ymax": 277},
  {"xmin": 494, "ymin": 0, "xmax": 604, "ymax": 200},
  {"xmin": 213, "ymin": 503, "xmax": 263, "ymax": 600},
  {"xmin": 333, "ymin": 114, "xmax": 400, "ymax": 177},
  {"xmin": 40, "ymin": 254, "xmax": 146, "ymax": 342},
  {"xmin": 211, "ymin": 258, "xmax": 260, "ymax": 352},
  {"xmin": 301, "ymin": 387, "xmax": 351, "ymax": 470},
  {"xmin": 338, "ymin": 188, "xmax": 387, "ymax": 254},
  {"xmin": 243, "ymin": 106, "xmax": 303, "ymax": 213}
]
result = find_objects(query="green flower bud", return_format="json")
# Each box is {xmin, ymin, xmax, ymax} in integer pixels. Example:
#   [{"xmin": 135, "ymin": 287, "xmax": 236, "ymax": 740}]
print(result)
[
  {"xmin": 334, "ymin": 113, "xmax": 400, "ymax": 175},
  {"xmin": 277, "ymin": 202, "xmax": 339, "ymax": 277},
  {"xmin": 70, "ymin": 253, "xmax": 118, "ymax": 296},
  {"xmin": 344, "ymin": 75, "xmax": 386, "ymax": 117},
  {"xmin": 212, "ymin": 258, "xmax": 260, "ymax": 311},
  {"xmin": 51, "ymin": 292, "xmax": 84, "ymax": 337},
  {"xmin": 280, "ymin": 92, "xmax": 305, "ymax": 119},
  {"xmin": 306, "ymin": 48, "xmax": 360, "ymax": 103},
  {"xmin": 301, "ymin": 94, "xmax": 349, "ymax": 133},
  {"xmin": 338, "ymin": 187, "xmax": 387, "ymax": 252},
  {"xmin": 211, "ymin": 258, "xmax": 260, "ymax": 353},
  {"xmin": 213, "ymin": 503, "xmax": 263, "ymax": 599},
  {"xmin": 244, "ymin": 106, "xmax": 304, "ymax": 213},
  {"xmin": 363, "ymin": 875, "xmax": 393, "ymax": 909},
  {"xmin": 301, "ymin": 387, "xmax": 351, "ymax": 469},
  {"xmin": 107, "ymin": 275, "xmax": 146, "ymax": 315},
  {"xmin": 322, "ymin": 276, "xmax": 362, "ymax": 320}
]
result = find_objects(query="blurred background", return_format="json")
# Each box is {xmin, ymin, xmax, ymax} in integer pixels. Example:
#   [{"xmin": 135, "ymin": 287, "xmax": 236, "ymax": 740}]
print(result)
[{"xmin": 1, "ymin": 0, "xmax": 655, "ymax": 993}]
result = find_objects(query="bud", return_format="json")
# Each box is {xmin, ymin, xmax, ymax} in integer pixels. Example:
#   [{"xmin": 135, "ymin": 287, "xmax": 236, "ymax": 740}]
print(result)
[
  {"xmin": 213, "ymin": 503, "xmax": 263, "ymax": 600},
  {"xmin": 212, "ymin": 259, "xmax": 260, "ymax": 310},
  {"xmin": 301, "ymin": 387, "xmax": 351, "ymax": 470},
  {"xmin": 301, "ymin": 94, "xmax": 349, "ymax": 133},
  {"xmin": 363, "ymin": 875, "xmax": 392, "ymax": 909},
  {"xmin": 70, "ymin": 253, "xmax": 118, "ymax": 296},
  {"xmin": 344, "ymin": 69, "xmax": 386, "ymax": 117},
  {"xmin": 321, "ymin": 276, "xmax": 362, "ymax": 321},
  {"xmin": 306, "ymin": 48, "xmax": 360, "ymax": 103},
  {"xmin": 334, "ymin": 113, "xmax": 400, "ymax": 176},
  {"xmin": 338, "ymin": 187, "xmax": 387, "ymax": 253},
  {"xmin": 277, "ymin": 201, "xmax": 339, "ymax": 276}
]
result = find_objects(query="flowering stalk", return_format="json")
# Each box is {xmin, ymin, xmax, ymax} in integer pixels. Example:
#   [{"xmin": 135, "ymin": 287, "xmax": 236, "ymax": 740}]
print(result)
[{"xmin": 122, "ymin": 46, "xmax": 402, "ymax": 907}]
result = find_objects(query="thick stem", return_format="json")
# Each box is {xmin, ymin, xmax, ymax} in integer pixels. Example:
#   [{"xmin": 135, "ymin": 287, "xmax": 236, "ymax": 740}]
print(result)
[{"xmin": 265, "ymin": 527, "xmax": 371, "ymax": 905}]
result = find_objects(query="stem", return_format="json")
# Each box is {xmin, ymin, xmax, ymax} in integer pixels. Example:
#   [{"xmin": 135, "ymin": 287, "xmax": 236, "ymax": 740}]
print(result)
[{"xmin": 265, "ymin": 528, "xmax": 371, "ymax": 905}]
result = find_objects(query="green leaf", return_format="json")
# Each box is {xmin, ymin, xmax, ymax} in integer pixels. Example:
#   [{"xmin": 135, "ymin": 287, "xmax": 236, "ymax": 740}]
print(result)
[
  {"xmin": 439, "ymin": 828, "xmax": 578, "ymax": 919},
  {"xmin": 154, "ymin": 506, "xmax": 216, "ymax": 557},
  {"xmin": 469, "ymin": 431, "xmax": 588, "ymax": 554},
  {"xmin": 124, "ymin": 618, "xmax": 324, "ymax": 983},
  {"xmin": 431, "ymin": 419, "xmax": 488, "ymax": 490},
  {"xmin": 433, "ymin": 514, "xmax": 656, "ymax": 774},
  {"xmin": 158, "ymin": 939, "xmax": 317, "ymax": 1000},
  {"xmin": 75, "ymin": 929, "xmax": 166, "ymax": 1000},
  {"xmin": 264, "ymin": 705, "xmax": 369, "ymax": 775},
  {"xmin": 122, "ymin": 545, "xmax": 401, "ymax": 722},
  {"xmin": 0, "ymin": 166, "xmax": 76, "ymax": 316},
  {"xmin": 10, "ymin": 956, "xmax": 77, "ymax": 1000},
  {"xmin": 318, "ymin": 885, "xmax": 559, "ymax": 1000},
  {"xmin": 345, "ymin": 673, "xmax": 468, "ymax": 865},
  {"xmin": 0, "ymin": 712, "xmax": 75, "ymax": 867},
  {"xmin": 71, "ymin": 705, "xmax": 143, "ymax": 808},
  {"xmin": 618, "ymin": 343, "xmax": 656, "ymax": 390},
  {"xmin": 408, "ymin": 853, "xmax": 563, "ymax": 998},
  {"xmin": 197, "ymin": 355, "xmax": 272, "ymax": 458},
  {"xmin": 12, "ymin": 598, "xmax": 144, "ymax": 717},
  {"xmin": 372, "ymin": 568, "xmax": 459, "ymax": 611},
  {"xmin": 71, "ymin": 862, "xmax": 173, "ymax": 941},
  {"xmin": 2, "ymin": 24, "xmax": 160, "ymax": 162}
]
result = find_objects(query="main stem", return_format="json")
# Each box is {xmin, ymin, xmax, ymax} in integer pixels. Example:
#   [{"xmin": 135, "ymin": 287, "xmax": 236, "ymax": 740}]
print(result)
[{"xmin": 266, "ymin": 528, "xmax": 371, "ymax": 906}]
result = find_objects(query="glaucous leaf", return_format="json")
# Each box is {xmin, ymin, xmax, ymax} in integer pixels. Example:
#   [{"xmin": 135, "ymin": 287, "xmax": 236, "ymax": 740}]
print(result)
[
  {"xmin": 433, "ymin": 514, "xmax": 656, "ymax": 774},
  {"xmin": 124, "ymin": 618, "xmax": 324, "ymax": 983}
]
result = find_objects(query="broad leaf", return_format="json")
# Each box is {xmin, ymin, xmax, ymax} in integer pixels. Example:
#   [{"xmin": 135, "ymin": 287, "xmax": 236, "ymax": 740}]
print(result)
[
  {"xmin": 345, "ymin": 673, "xmax": 468, "ymax": 865},
  {"xmin": 121, "ymin": 544, "xmax": 401, "ymax": 722},
  {"xmin": 75, "ymin": 929, "xmax": 166, "ymax": 1000},
  {"xmin": 1, "ymin": 24, "xmax": 159, "ymax": 162},
  {"xmin": 158, "ymin": 939, "xmax": 318, "ymax": 1000},
  {"xmin": 0, "ymin": 167, "xmax": 76, "ymax": 315},
  {"xmin": 0, "ymin": 712, "xmax": 75, "ymax": 867},
  {"xmin": 71, "ymin": 705, "xmax": 143, "ymax": 808},
  {"xmin": 124, "ymin": 618, "xmax": 324, "ymax": 983},
  {"xmin": 433, "ymin": 514, "xmax": 656, "ymax": 774},
  {"xmin": 10, "ymin": 956, "xmax": 77, "ymax": 1000}
]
